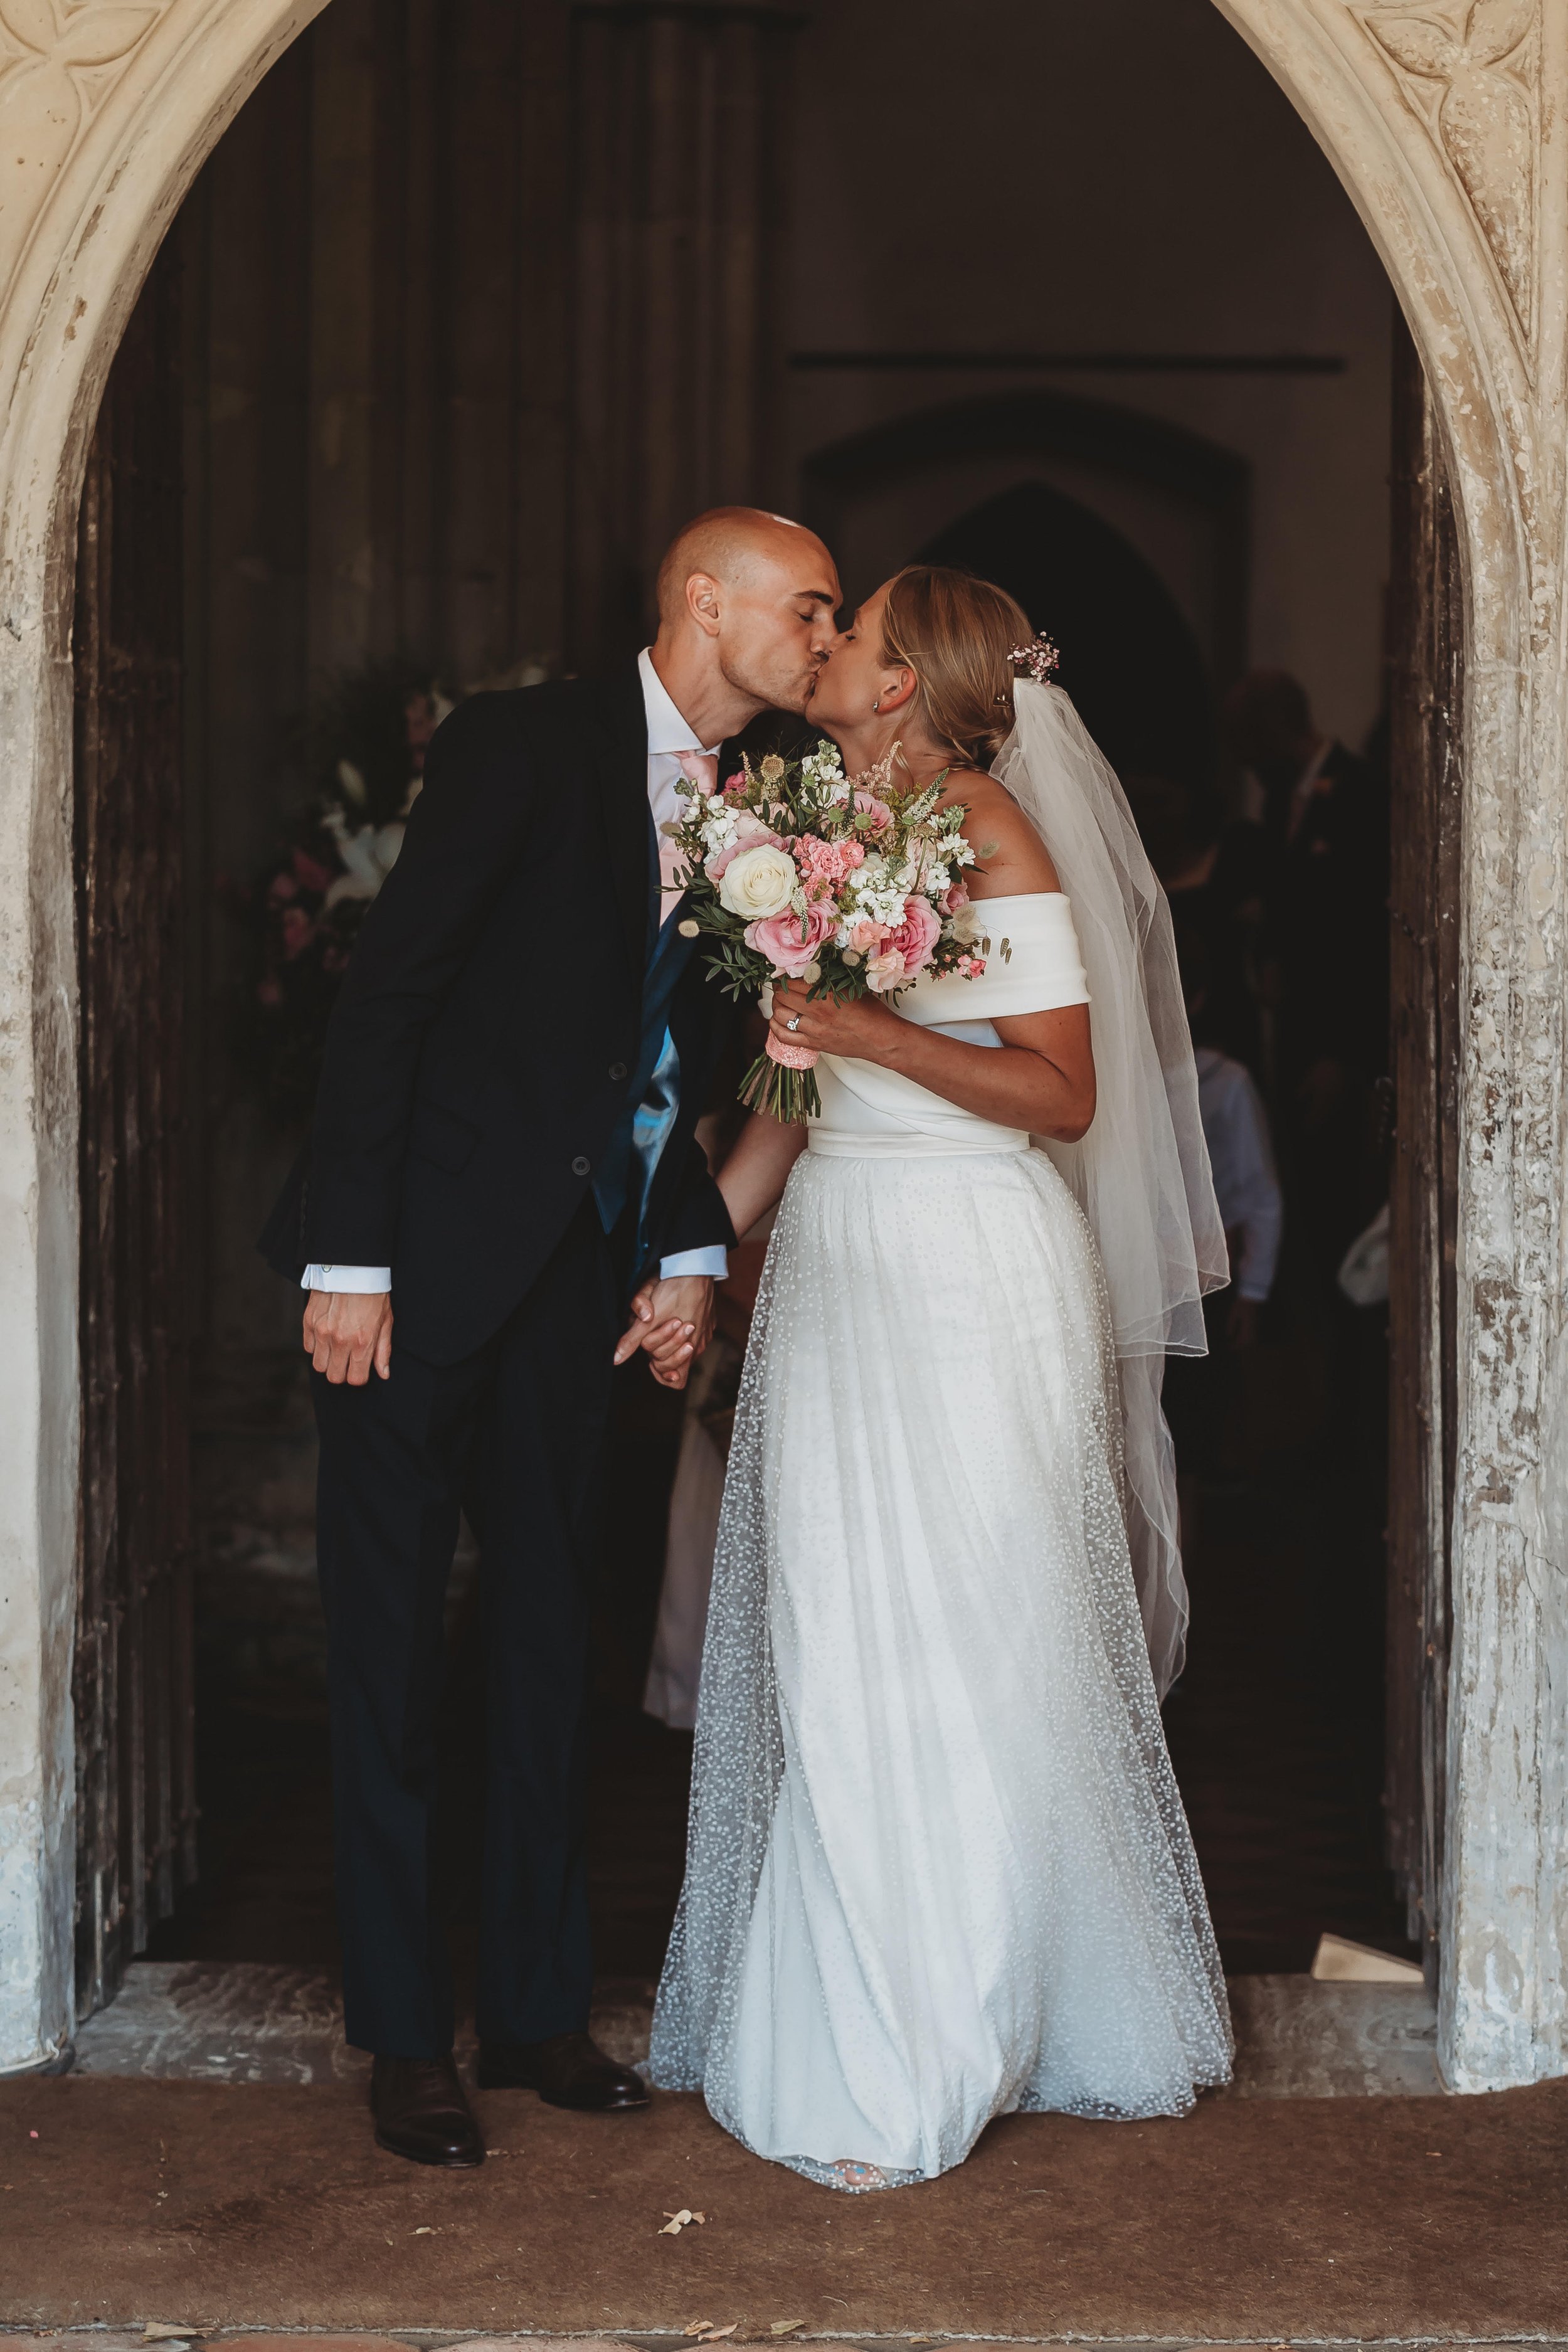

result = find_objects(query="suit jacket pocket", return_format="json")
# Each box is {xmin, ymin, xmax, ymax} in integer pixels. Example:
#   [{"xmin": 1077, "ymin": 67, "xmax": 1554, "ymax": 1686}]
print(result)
[{"xmin": 407, "ymin": 1097, "xmax": 481, "ymax": 1174}]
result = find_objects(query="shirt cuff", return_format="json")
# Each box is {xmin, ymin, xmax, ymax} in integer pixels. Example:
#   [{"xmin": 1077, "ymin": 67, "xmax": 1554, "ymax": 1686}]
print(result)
[
  {"xmin": 659, "ymin": 1246, "xmax": 729, "ymax": 1281},
  {"xmin": 302, "ymin": 1263, "xmax": 393, "ymax": 1293}
]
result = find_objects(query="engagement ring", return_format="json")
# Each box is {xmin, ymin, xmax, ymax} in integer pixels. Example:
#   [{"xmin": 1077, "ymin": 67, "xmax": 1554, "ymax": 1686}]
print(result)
[{"xmin": 786, "ymin": 1015, "xmax": 802, "ymax": 1032}]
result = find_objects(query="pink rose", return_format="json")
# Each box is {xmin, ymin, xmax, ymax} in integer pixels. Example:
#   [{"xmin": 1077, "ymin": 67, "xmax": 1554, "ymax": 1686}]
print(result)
[
  {"xmin": 865, "ymin": 948, "xmax": 906, "ymax": 993},
  {"xmin": 854, "ymin": 789, "xmax": 895, "ymax": 835},
  {"xmin": 746, "ymin": 898, "xmax": 835, "ymax": 977},
  {"xmin": 941, "ymin": 878, "xmax": 970, "ymax": 916},
  {"xmin": 886, "ymin": 893, "xmax": 941, "ymax": 977},
  {"xmin": 843, "ymin": 916, "xmax": 887, "ymax": 955}
]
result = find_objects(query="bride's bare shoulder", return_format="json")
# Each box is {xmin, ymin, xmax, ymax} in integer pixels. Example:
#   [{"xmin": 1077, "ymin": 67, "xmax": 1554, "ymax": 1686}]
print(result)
[{"xmin": 940, "ymin": 768, "xmax": 1061, "ymax": 896}]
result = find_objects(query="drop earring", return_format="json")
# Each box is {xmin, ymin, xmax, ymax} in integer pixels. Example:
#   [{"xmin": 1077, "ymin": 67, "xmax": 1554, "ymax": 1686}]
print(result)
[{"xmin": 872, "ymin": 697, "xmax": 882, "ymax": 714}]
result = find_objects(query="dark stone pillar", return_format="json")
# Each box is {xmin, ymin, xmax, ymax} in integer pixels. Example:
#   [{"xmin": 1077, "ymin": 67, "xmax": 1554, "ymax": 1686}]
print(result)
[{"xmin": 569, "ymin": 0, "xmax": 803, "ymax": 666}]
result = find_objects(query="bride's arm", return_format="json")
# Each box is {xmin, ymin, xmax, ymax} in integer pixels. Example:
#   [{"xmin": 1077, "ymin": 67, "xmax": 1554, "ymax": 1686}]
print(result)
[
  {"xmin": 770, "ymin": 986, "xmax": 1095, "ymax": 1142},
  {"xmin": 718, "ymin": 1110, "xmax": 810, "ymax": 1236},
  {"xmin": 769, "ymin": 782, "xmax": 1096, "ymax": 1141}
]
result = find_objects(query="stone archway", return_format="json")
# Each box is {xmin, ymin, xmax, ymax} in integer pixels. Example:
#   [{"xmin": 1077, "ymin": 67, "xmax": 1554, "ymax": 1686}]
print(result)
[{"xmin": 0, "ymin": 0, "xmax": 1562, "ymax": 2095}]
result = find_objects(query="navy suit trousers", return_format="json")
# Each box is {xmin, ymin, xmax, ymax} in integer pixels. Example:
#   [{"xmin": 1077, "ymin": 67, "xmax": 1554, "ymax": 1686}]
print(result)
[{"xmin": 312, "ymin": 1199, "xmax": 618, "ymax": 2056}]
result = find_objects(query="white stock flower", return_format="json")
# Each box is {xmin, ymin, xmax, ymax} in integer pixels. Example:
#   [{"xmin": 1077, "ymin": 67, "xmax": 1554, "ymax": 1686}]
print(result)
[{"xmin": 718, "ymin": 842, "xmax": 798, "ymax": 920}]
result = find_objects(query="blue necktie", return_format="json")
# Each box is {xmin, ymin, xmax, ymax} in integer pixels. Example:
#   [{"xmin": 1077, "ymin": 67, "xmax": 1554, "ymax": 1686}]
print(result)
[{"xmin": 591, "ymin": 809, "xmax": 694, "ymax": 1250}]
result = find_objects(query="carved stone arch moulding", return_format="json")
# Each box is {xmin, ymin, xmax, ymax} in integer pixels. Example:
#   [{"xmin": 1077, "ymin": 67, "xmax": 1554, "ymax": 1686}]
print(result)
[
  {"xmin": 1353, "ymin": 0, "xmax": 1540, "ymax": 357},
  {"xmin": 0, "ymin": 1, "xmax": 176, "ymax": 329}
]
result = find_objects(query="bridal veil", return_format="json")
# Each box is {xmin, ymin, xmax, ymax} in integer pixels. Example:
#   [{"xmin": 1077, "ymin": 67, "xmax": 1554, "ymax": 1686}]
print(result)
[{"xmin": 993, "ymin": 679, "xmax": 1228, "ymax": 1696}]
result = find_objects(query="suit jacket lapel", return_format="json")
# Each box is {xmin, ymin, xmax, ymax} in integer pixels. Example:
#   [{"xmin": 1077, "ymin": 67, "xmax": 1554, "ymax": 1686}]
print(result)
[{"xmin": 593, "ymin": 660, "xmax": 652, "ymax": 988}]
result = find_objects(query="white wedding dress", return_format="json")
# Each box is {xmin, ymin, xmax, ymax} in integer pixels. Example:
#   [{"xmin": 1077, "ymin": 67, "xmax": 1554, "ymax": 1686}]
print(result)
[{"xmin": 649, "ymin": 886, "xmax": 1234, "ymax": 2190}]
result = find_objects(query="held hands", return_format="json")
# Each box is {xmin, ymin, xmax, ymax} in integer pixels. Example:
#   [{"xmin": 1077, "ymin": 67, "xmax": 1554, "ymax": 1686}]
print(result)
[
  {"xmin": 304, "ymin": 1288, "xmax": 393, "ymax": 1384},
  {"xmin": 614, "ymin": 1273, "xmax": 716, "ymax": 1391},
  {"xmin": 769, "ymin": 976, "xmax": 903, "ymax": 1064}
]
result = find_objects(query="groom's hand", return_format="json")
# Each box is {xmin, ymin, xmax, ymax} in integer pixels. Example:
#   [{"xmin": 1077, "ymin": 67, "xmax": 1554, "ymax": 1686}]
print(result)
[
  {"xmin": 614, "ymin": 1274, "xmax": 716, "ymax": 1391},
  {"xmin": 304, "ymin": 1288, "xmax": 393, "ymax": 1385}
]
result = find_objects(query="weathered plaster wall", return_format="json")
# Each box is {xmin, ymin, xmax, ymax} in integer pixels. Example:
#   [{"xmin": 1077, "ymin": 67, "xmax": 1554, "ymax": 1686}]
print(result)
[
  {"xmin": 1209, "ymin": 0, "xmax": 1568, "ymax": 2095},
  {"xmin": 0, "ymin": 0, "xmax": 1564, "ymax": 2089}
]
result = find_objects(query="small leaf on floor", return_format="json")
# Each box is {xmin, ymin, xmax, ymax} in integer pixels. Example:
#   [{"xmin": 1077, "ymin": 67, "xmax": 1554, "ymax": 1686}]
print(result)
[{"xmin": 771, "ymin": 2323, "xmax": 805, "ymax": 2335}]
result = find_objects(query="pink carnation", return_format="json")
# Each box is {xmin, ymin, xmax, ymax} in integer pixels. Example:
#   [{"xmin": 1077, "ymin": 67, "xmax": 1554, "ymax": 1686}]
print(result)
[
  {"xmin": 795, "ymin": 834, "xmax": 866, "ymax": 898},
  {"xmin": 886, "ymin": 893, "xmax": 941, "ymax": 978},
  {"xmin": 746, "ymin": 897, "xmax": 835, "ymax": 977}
]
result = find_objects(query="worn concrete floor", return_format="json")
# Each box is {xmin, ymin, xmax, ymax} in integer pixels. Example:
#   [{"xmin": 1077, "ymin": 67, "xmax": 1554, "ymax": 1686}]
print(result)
[{"xmin": 3, "ymin": 2069, "xmax": 1565, "ymax": 2338}]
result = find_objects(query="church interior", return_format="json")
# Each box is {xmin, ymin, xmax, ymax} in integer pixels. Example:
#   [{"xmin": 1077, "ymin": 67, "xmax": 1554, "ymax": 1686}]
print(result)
[{"xmin": 78, "ymin": 0, "xmax": 1422, "ymax": 2030}]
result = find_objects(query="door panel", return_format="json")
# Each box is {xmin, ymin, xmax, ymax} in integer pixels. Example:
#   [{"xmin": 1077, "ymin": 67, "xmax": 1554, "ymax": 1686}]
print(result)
[
  {"xmin": 1384, "ymin": 314, "xmax": 1461, "ymax": 1979},
  {"xmin": 73, "ymin": 233, "xmax": 194, "ymax": 2018}
]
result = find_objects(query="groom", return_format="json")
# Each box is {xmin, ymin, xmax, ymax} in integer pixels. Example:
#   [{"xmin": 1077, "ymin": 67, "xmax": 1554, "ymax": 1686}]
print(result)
[{"xmin": 261, "ymin": 507, "xmax": 842, "ymax": 2166}]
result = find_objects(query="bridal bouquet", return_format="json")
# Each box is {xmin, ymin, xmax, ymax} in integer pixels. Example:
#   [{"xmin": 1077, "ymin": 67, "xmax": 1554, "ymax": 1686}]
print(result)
[{"xmin": 665, "ymin": 738, "xmax": 988, "ymax": 1120}]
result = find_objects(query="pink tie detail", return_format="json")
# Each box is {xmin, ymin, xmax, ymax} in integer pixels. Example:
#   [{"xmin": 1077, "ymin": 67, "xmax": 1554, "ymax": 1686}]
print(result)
[
  {"xmin": 658, "ymin": 830, "xmax": 687, "ymax": 921},
  {"xmin": 676, "ymin": 750, "xmax": 719, "ymax": 797}
]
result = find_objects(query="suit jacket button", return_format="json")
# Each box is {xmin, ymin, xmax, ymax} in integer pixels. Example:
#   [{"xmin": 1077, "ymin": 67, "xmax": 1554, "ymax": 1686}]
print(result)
[
  {"xmin": 571, "ymin": 1155, "xmax": 591, "ymax": 1177},
  {"xmin": 608, "ymin": 1061, "xmax": 629, "ymax": 1083}
]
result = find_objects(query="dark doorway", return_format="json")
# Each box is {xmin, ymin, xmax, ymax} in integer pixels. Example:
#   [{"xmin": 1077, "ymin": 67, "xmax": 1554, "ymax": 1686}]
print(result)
[
  {"xmin": 78, "ymin": 4, "xmax": 1450, "ymax": 2035},
  {"xmin": 921, "ymin": 479, "xmax": 1218, "ymax": 790}
]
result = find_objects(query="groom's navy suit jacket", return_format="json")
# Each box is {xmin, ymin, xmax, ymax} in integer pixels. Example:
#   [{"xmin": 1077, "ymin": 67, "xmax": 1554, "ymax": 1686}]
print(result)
[{"xmin": 260, "ymin": 662, "xmax": 739, "ymax": 1365}]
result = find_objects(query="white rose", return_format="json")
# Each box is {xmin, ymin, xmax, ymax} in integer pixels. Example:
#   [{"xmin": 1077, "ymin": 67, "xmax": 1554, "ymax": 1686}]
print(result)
[{"xmin": 718, "ymin": 842, "xmax": 798, "ymax": 920}]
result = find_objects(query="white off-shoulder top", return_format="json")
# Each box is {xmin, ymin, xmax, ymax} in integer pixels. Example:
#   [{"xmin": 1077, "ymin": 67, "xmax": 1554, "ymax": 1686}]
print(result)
[{"xmin": 808, "ymin": 892, "xmax": 1090, "ymax": 1159}]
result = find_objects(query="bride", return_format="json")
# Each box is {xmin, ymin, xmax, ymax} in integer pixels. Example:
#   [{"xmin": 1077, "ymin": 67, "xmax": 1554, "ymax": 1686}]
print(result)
[{"xmin": 647, "ymin": 565, "xmax": 1234, "ymax": 2190}]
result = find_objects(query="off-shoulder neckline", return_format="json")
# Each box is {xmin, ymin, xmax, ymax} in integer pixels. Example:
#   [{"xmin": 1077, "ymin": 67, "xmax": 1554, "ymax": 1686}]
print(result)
[{"xmin": 963, "ymin": 889, "xmax": 1068, "ymax": 910}]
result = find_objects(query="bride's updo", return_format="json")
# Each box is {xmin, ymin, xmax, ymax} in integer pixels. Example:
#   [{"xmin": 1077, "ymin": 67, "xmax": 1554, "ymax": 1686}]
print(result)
[{"xmin": 879, "ymin": 564, "xmax": 1034, "ymax": 770}]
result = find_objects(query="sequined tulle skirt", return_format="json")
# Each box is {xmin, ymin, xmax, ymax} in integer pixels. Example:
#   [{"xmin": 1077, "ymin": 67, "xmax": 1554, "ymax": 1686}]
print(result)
[{"xmin": 649, "ymin": 1147, "xmax": 1232, "ymax": 2188}]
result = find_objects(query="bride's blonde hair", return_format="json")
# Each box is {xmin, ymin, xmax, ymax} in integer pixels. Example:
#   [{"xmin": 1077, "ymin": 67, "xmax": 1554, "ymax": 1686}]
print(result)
[{"xmin": 879, "ymin": 564, "xmax": 1034, "ymax": 770}]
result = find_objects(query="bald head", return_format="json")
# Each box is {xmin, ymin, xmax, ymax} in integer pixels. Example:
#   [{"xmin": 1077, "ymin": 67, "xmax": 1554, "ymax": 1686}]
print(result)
[
  {"xmin": 655, "ymin": 506, "xmax": 832, "ymax": 625},
  {"xmin": 650, "ymin": 505, "xmax": 842, "ymax": 736}
]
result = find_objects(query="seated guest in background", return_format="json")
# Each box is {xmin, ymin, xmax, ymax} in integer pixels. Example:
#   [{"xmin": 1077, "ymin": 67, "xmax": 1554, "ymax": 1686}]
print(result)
[
  {"xmin": 1122, "ymin": 771, "xmax": 1266, "ymax": 1078},
  {"xmin": 1221, "ymin": 668, "xmax": 1388, "ymax": 1286},
  {"xmin": 1163, "ymin": 922, "xmax": 1283, "ymax": 1483},
  {"xmin": 1221, "ymin": 668, "xmax": 1389, "ymax": 1097}
]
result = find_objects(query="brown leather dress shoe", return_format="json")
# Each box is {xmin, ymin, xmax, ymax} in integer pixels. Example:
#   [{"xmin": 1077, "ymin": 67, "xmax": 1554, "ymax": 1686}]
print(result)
[
  {"xmin": 371, "ymin": 2052, "xmax": 485, "ymax": 2166},
  {"xmin": 477, "ymin": 2029, "xmax": 649, "ymax": 2109}
]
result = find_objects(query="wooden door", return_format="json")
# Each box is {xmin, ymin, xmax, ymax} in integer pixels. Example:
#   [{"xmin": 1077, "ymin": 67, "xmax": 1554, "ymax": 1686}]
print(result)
[
  {"xmin": 1384, "ymin": 315, "xmax": 1461, "ymax": 1979},
  {"xmin": 72, "ymin": 234, "xmax": 195, "ymax": 2019}
]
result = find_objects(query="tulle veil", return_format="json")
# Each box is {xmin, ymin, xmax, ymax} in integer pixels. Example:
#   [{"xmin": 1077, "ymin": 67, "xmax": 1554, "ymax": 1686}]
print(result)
[{"xmin": 993, "ymin": 681, "xmax": 1228, "ymax": 1696}]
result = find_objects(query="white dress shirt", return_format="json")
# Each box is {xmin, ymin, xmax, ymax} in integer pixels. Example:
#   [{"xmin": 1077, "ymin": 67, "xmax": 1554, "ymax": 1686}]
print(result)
[
  {"xmin": 1194, "ymin": 1046, "xmax": 1282, "ymax": 1303},
  {"xmin": 304, "ymin": 649, "xmax": 729, "ymax": 1296}
]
